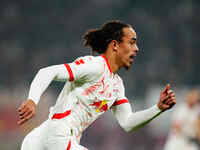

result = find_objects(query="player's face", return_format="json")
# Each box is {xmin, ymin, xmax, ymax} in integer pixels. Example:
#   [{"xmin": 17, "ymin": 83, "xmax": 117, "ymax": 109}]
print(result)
[{"xmin": 117, "ymin": 27, "xmax": 139, "ymax": 69}]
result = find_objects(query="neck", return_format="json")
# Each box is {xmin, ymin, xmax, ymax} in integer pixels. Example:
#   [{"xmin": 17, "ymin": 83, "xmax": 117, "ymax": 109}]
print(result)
[{"xmin": 103, "ymin": 52, "xmax": 120, "ymax": 73}]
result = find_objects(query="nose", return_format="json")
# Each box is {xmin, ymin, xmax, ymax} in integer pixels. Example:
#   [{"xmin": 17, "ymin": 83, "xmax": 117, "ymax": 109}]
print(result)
[{"xmin": 134, "ymin": 44, "xmax": 139, "ymax": 53}]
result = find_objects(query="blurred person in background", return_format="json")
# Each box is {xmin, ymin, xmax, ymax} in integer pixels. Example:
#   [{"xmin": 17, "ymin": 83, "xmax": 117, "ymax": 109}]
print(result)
[
  {"xmin": 196, "ymin": 113, "xmax": 200, "ymax": 144},
  {"xmin": 17, "ymin": 20, "xmax": 176, "ymax": 150},
  {"xmin": 164, "ymin": 89, "xmax": 200, "ymax": 150}
]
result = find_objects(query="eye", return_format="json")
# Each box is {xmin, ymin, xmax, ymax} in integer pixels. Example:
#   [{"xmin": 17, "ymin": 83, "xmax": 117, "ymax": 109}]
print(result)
[{"xmin": 130, "ymin": 41, "xmax": 135, "ymax": 45}]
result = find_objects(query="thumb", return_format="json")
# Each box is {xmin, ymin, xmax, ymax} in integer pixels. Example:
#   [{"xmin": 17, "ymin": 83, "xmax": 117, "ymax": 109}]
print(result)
[{"xmin": 162, "ymin": 83, "xmax": 171, "ymax": 93}]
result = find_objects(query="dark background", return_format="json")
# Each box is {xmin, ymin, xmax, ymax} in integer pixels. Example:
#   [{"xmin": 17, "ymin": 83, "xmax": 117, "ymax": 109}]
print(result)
[{"xmin": 0, "ymin": 0, "xmax": 199, "ymax": 150}]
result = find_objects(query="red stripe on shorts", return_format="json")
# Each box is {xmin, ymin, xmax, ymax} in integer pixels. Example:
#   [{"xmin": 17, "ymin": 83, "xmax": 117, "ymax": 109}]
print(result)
[
  {"xmin": 64, "ymin": 64, "xmax": 74, "ymax": 81},
  {"xmin": 112, "ymin": 99, "xmax": 129, "ymax": 106},
  {"xmin": 66, "ymin": 140, "xmax": 71, "ymax": 150},
  {"xmin": 51, "ymin": 110, "xmax": 71, "ymax": 119}
]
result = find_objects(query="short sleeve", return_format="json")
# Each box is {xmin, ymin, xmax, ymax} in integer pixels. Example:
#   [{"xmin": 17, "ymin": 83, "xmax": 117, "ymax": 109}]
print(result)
[{"xmin": 64, "ymin": 56, "xmax": 104, "ymax": 82}]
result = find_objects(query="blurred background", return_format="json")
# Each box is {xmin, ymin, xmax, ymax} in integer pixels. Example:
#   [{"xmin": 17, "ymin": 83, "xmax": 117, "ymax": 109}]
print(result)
[{"xmin": 0, "ymin": 0, "xmax": 200, "ymax": 149}]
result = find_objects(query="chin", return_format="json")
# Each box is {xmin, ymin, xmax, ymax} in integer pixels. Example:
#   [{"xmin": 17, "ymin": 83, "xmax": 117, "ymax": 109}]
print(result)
[{"xmin": 124, "ymin": 64, "xmax": 131, "ymax": 70}]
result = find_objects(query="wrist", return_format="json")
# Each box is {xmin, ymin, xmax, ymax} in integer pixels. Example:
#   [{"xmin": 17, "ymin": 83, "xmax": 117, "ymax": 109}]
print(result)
[
  {"xmin": 27, "ymin": 99, "xmax": 37, "ymax": 106},
  {"xmin": 154, "ymin": 104, "xmax": 162, "ymax": 113}
]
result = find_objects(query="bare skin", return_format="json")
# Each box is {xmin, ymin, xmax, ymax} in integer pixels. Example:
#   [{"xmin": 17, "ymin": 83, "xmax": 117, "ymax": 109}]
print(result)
[
  {"xmin": 104, "ymin": 27, "xmax": 176, "ymax": 111},
  {"xmin": 18, "ymin": 99, "xmax": 36, "ymax": 125},
  {"xmin": 17, "ymin": 26, "xmax": 176, "ymax": 125},
  {"xmin": 104, "ymin": 27, "xmax": 139, "ymax": 73}
]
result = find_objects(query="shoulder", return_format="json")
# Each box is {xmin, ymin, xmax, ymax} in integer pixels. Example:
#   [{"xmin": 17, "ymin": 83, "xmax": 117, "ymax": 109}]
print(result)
[
  {"xmin": 82, "ymin": 55, "xmax": 104, "ymax": 70},
  {"xmin": 72, "ymin": 55, "xmax": 105, "ymax": 76},
  {"xmin": 79, "ymin": 55, "xmax": 104, "ymax": 64}
]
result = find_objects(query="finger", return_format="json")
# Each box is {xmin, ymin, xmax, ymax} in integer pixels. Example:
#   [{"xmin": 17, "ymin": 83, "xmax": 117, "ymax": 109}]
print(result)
[
  {"xmin": 162, "ymin": 104, "xmax": 170, "ymax": 110},
  {"xmin": 162, "ymin": 83, "xmax": 171, "ymax": 94},
  {"xmin": 20, "ymin": 110, "xmax": 32, "ymax": 119},
  {"xmin": 161, "ymin": 95, "xmax": 171, "ymax": 102},
  {"xmin": 19, "ymin": 113, "xmax": 26, "ymax": 120},
  {"xmin": 163, "ymin": 94, "xmax": 176, "ymax": 105},
  {"xmin": 17, "ymin": 112, "xmax": 34, "ymax": 125},
  {"xmin": 25, "ymin": 112, "xmax": 34, "ymax": 120},
  {"xmin": 17, "ymin": 118, "xmax": 27, "ymax": 125},
  {"xmin": 167, "ymin": 90, "xmax": 173, "ymax": 95},
  {"xmin": 168, "ymin": 100, "xmax": 176, "ymax": 108},
  {"xmin": 168, "ymin": 100, "xmax": 176, "ymax": 106},
  {"xmin": 167, "ymin": 100, "xmax": 176, "ymax": 108},
  {"xmin": 166, "ymin": 97, "xmax": 176, "ymax": 104},
  {"xmin": 164, "ymin": 98, "xmax": 172, "ymax": 105},
  {"xmin": 164, "ymin": 92, "xmax": 175, "ymax": 102},
  {"xmin": 18, "ymin": 107, "xmax": 28, "ymax": 115},
  {"xmin": 18, "ymin": 103, "xmax": 26, "ymax": 112},
  {"xmin": 170, "ymin": 93, "xmax": 175, "ymax": 97},
  {"xmin": 167, "ymin": 91, "xmax": 176, "ymax": 98}
]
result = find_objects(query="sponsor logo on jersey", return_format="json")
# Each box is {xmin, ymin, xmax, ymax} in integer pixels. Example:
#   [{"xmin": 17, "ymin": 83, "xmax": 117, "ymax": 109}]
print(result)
[{"xmin": 89, "ymin": 100, "xmax": 108, "ymax": 112}]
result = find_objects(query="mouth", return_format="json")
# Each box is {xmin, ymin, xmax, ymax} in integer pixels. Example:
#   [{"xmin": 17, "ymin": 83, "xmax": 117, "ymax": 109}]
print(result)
[{"xmin": 129, "ymin": 54, "xmax": 136, "ymax": 63}]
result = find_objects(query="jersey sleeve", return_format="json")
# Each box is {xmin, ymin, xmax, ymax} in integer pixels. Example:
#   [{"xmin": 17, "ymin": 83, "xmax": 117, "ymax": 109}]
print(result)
[
  {"xmin": 111, "ymin": 77, "xmax": 129, "ymax": 107},
  {"xmin": 28, "ymin": 56, "xmax": 104, "ymax": 105},
  {"xmin": 64, "ymin": 56, "xmax": 104, "ymax": 82},
  {"xmin": 111, "ymin": 77, "xmax": 162, "ymax": 132}
]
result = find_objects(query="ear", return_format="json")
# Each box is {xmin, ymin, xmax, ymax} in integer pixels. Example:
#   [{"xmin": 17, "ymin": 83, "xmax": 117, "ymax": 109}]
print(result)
[{"xmin": 111, "ymin": 40, "xmax": 119, "ymax": 52}]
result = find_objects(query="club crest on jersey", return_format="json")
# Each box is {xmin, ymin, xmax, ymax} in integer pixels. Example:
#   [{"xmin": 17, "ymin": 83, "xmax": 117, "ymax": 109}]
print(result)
[{"xmin": 89, "ymin": 100, "xmax": 108, "ymax": 112}]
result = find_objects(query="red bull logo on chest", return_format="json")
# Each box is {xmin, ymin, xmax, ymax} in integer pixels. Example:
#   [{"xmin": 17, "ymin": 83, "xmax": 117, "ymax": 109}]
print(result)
[{"xmin": 89, "ymin": 100, "xmax": 108, "ymax": 112}]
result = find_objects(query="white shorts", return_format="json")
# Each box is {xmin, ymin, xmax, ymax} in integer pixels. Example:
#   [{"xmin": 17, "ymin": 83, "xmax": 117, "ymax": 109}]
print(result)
[{"xmin": 21, "ymin": 120, "xmax": 88, "ymax": 150}]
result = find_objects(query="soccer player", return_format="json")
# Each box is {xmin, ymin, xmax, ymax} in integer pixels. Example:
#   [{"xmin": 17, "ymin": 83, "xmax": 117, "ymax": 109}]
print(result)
[
  {"xmin": 164, "ymin": 89, "xmax": 200, "ymax": 150},
  {"xmin": 17, "ymin": 20, "xmax": 176, "ymax": 150}
]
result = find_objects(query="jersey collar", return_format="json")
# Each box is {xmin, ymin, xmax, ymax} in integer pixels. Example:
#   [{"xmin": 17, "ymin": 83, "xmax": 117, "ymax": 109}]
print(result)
[{"xmin": 101, "ymin": 54, "xmax": 112, "ymax": 73}]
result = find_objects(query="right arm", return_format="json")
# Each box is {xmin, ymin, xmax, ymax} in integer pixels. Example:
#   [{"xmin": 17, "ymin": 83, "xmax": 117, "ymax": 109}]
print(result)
[
  {"xmin": 17, "ymin": 64, "xmax": 70, "ymax": 125},
  {"xmin": 17, "ymin": 56, "xmax": 104, "ymax": 125}
]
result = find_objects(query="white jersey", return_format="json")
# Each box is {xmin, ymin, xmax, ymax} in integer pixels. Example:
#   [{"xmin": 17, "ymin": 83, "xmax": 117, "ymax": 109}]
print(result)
[
  {"xmin": 26, "ymin": 54, "xmax": 161, "ymax": 150},
  {"xmin": 48, "ymin": 55, "xmax": 128, "ymax": 141}
]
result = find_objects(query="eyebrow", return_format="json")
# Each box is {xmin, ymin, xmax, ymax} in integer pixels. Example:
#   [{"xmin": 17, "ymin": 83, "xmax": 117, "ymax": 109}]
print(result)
[{"xmin": 131, "ymin": 37, "xmax": 137, "ymax": 41}]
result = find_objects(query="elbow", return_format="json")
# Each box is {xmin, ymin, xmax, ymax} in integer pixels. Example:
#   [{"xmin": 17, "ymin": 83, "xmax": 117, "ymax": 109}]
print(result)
[
  {"xmin": 120, "ymin": 122, "xmax": 132, "ymax": 133},
  {"xmin": 118, "ymin": 113, "xmax": 133, "ymax": 133},
  {"xmin": 121, "ymin": 124, "xmax": 138, "ymax": 133},
  {"xmin": 119, "ymin": 116, "xmax": 141, "ymax": 133},
  {"xmin": 123, "ymin": 127, "xmax": 132, "ymax": 133}
]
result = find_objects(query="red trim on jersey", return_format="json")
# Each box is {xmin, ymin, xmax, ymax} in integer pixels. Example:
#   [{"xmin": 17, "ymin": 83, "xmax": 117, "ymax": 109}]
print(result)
[
  {"xmin": 79, "ymin": 59, "xmax": 85, "ymax": 64},
  {"xmin": 112, "ymin": 99, "xmax": 129, "ymax": 106},
  {"xmin": 66, "ymin": 140, "xmax": 71, "ymax": 150},
  {"xmin": 75, "ymin": 60, "xmax": 80, "ymax": 65},
  {"xmin": 51, "ymin": 110, "xmax": 71, "ymax": 119},
  {"xmin": 75, "ymin": 59, "xmax": 85, "ymax": 65},
  {"xmin": 101, "ymin": 54, "xmax": 112, "ymax": 73},
  {"xmin": 64, "ymin": 64, "xmax": 74, "ymax": 81}
]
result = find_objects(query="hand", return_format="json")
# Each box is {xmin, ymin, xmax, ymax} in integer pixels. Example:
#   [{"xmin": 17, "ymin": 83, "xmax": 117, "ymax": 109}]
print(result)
[
  {"xmin": 17, "ymin": 99, "xmax": 36, "ymax": 125},
  {"xmin": 157, "ymin": 83, "xmax": 176, "ymax": 111}
]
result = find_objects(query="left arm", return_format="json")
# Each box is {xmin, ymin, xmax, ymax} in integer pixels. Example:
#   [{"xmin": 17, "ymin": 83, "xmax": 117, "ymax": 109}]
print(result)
[
  {"xmin": 112, "ymin": 102, "xmax": 161, "ymax": 132},
  {"xmin": 112, "ymin": 84, "xmax": 176, "ymax": 132}
]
